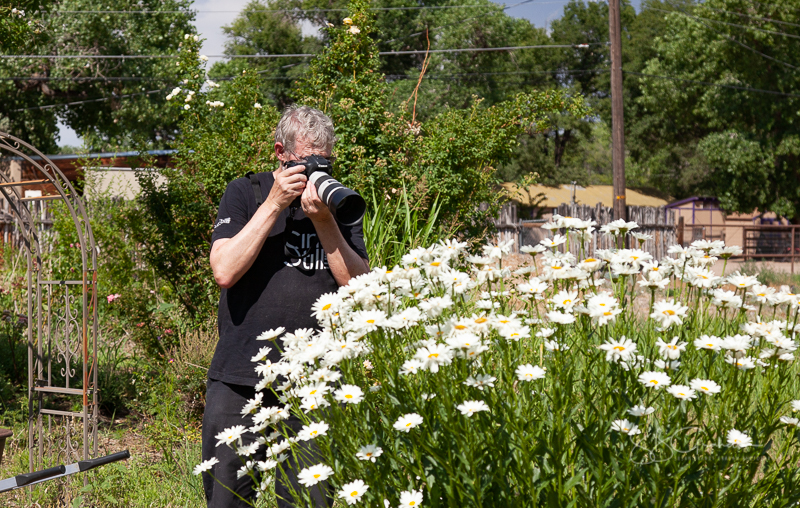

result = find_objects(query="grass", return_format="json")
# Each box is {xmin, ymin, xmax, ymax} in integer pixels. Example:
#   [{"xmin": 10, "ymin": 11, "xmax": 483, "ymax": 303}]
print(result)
[
  {"xmin": 739, "ymin": 261, "xmax": 800, "ymax": 290},
  {"xmin": 0, "ymin": 414, "xmax": 205, "ymax": 508}
]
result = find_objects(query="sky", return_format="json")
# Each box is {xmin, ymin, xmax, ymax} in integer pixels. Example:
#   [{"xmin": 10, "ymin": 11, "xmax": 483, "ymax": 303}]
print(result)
[{"xmin": 56, "ymin": 0, "xmax": 641, "ymax": 148}]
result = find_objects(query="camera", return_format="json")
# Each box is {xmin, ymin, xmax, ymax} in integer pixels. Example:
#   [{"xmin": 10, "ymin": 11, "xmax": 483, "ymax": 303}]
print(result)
[{"xmin": 284, "ymin": 154, "xmax": 366, "ymax": 226}]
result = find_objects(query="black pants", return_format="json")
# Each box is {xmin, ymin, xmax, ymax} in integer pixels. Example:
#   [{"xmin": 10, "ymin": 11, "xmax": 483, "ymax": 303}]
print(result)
[{"xmin": 201, "ymin": 378, "xmax": 331, "ymax": 507}]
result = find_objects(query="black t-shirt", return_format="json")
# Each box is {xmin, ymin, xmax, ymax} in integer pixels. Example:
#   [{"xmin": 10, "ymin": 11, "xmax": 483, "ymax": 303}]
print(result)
[{"xmin": 209, "ymin": 171, "xmax": 368, "ymax": 385}]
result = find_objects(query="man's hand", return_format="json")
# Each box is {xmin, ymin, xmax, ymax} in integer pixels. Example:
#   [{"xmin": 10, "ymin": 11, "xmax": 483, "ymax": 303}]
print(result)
[
  {"xmin": 266, "ymin": 164, "xmax": 307, "ymax": 210},
  {"xmin": 301, "ymin": 180, "xmax": 334, "ymax": 223}
]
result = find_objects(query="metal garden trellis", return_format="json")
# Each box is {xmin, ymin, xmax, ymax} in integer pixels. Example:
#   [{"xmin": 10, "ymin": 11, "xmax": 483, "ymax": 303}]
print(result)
[{"xmin": 0, "ymin": 132, "xmax": 99, "ymax": 476}]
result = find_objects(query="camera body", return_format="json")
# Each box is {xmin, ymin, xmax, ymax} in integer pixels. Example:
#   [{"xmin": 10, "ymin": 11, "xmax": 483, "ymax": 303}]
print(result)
[{"xmin": 284, "ymin": 155, "xmax": 366, "ymax": 226}]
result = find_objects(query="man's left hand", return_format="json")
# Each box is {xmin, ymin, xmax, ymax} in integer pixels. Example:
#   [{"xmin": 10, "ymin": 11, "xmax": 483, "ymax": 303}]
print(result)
[{"xmin": 301, "ymin": 181, "xmax": 334, "ymax": 223}]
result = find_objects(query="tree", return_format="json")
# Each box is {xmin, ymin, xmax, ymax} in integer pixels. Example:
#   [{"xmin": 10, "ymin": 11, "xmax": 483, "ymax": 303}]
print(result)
[
  {"xmin": 207, "ymin": 0, "xmax": 323, "ymax": 109},
  {"xmin": 0, "ymin": 0, "xmax": 195, "ymax": 153},
  {"xmin": 630, "ymin": 0, "xmax": 800, "ymax": 218}
]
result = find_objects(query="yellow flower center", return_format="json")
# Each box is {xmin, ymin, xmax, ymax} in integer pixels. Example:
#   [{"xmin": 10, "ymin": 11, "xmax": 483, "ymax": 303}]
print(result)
[
  {"xmin": 366, "ymin": 319, "xmax": 375, "ymax": 324},
  {"xmin": 345, "ymin": 394, "xmax": 353, "ymax": 399},
  {"xmin": 410, "ymin": 503, "xmax": 416, "ymax": 507},
  {"xmin": 455, "ymin": 324, "xmax": 467, "ymax": 330},
  {"xmin": 405, "ymin": 422, "xmax": 412, "ymax": 427},
  {"xmin": 429, "ymin": 353, "xmax": 439, "ymax": 358},
  {"xmin": 563, "ymin": 299, "xmax": 572, "ymax": 305},
  {"xmin": 706, "ymin": 343, "xmax": 714, "ymax": 347},
  {"xmin": 310, "ymin": 430, "xmax": 318, "ymax": 436},
  {"xmin": 430, "ymin": 262, "xmax": 440, "ymax": 267},
  {"xmin": 613, "ymin": 346, "xmax": 625, "ymax": 351},
  {"xmin": 351, "ymin": 491, "xmax": 359, "ymax": 497},
  {"xmin": 667, "ymin": 345, "xmax": 677, "ymax": 349},
  {"xmin": 663, "ymin": 310, "xmax": 675, "ymax": 316},
  {"xmin": 701, "ymin": 386, "xmax": 709, "ymax": 391},
  {"xmin": 475, "ymin": 317, "xmax": 487, "ymax": 324},
  {"xmin": 604, "ymin": 311, "xmax": 613, "ymax": 316},
  {"xmin": 649, "ymin": 380, "xmax": 658, "ymax": 385},
  {"xmin": 310, "ymin": 389, "xmax": 317, "ymax": 395},
  {"xmin": 322, "ymin": 303, "xmax": 332, "ymax": 310},
  {"xmin": 314, "ymin": 474, "xmax": 321, "ymax": 479},
  {"xmin": 585, "ymin": 258, "xmax": 596, "ymax": 262}
]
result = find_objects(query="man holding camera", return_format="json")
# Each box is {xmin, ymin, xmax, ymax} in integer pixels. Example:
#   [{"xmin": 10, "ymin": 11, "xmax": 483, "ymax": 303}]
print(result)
[{"xmin": 202, "ymin": 105, "xmax": 370, "ymax": 507}]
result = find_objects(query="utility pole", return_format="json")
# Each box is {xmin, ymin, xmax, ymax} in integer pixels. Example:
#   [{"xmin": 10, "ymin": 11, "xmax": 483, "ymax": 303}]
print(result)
[{"xmin": 608, "ymin": 0, "xmax": 626, "ymax": 222}]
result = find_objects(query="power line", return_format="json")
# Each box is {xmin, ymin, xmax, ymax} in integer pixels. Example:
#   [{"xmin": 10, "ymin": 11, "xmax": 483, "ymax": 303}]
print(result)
[
  {"xmin": 626, "ymin": 70, "xmax": 800, "ymax": 98},
  {"xmin": 652, "ymin": 7, "xmax": 800, "ymax": 40},
  {"xmin": 10, "ymin": 66, "xmax": 800, "ymax": 113},
  {"xmin": 672, "ymin": 5, "xmax": 799, "ymax": 70},
  {"xmin": 0, "ymin": 44, "xmax": 602, "ymax": 60},
  {"xmin": 382, "ymin": 0, "xmax": 536, "ymax": 45},
  {"xmin": 10, "ymin": 90, "xmax": 163, "ymax": 112},
  {"xmin": 38, "ymin": 3, "xmax": 562, "ymax": 14},
  {"xmin": 697, "ymin": 5, "xmax": 800, "ymax": 29}
]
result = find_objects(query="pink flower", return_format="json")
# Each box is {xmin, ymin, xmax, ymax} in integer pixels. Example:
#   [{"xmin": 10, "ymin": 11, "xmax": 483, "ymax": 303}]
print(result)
[{"xmin": 106, "ymin": 294, "xmax": 121, "ymax": 303}]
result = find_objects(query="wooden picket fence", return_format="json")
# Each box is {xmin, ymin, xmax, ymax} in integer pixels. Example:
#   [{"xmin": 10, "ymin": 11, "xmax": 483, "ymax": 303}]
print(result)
[{"xmin": 497, "ymin": 202, "xmax": 677, "ymax": 259}]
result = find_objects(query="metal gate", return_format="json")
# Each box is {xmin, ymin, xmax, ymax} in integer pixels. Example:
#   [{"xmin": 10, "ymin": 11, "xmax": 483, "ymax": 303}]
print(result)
[{"xmin": 0, "ymin": 133, "xmax": 98, "ymax": 477}]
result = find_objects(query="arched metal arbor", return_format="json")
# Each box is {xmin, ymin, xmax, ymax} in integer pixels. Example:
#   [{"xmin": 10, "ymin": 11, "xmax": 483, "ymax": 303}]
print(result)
[{"xmin": 0, "ymin": 132, "xmax": 98, "ymax": 472}]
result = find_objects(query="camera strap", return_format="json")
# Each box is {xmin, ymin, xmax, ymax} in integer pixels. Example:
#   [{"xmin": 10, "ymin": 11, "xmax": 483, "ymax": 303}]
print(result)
[
  {"xmin": 246, "ymin": 172, "xmax": 263, "ymax": 206},
  {"xmin": 283, "ymin": 207, "xmax": 312, "ymax": 260}
]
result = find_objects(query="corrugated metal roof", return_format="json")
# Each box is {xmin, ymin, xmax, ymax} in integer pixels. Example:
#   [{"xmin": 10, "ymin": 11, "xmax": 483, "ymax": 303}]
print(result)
[{"xmin": 502, "ymin": 183, "xmax": 669, "ymax": 208}]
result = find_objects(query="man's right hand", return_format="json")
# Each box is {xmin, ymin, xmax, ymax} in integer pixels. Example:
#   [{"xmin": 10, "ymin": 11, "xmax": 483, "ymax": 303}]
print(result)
[{"xmin": 266, "ymin": 164, "xmax": 307, "ymax": 210}]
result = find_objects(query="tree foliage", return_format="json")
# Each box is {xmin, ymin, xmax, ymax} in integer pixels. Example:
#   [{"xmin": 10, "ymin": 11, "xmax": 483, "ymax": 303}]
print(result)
[
  {"xmin": 128, "ymin": 0, "xmax": 588, "ymax": 323},
  {"xmin": 0, "ymin": 0, "xmax": 195, "ymax": 153},
  {"xmin": 628, "ymin": 0, "xmax": 800, "ymax": 217}
]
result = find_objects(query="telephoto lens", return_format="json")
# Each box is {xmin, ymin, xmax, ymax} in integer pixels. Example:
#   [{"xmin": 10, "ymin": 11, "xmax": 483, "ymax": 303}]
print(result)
[{"xmin": 285, "ymin": 155, "xmax": 366, "ymax": 226}]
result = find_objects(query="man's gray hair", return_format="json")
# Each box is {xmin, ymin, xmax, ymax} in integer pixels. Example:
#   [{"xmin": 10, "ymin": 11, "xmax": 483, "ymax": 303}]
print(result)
[{"xmin": 274, "ymin": 105, "xmax": 335, "ymax": 155}]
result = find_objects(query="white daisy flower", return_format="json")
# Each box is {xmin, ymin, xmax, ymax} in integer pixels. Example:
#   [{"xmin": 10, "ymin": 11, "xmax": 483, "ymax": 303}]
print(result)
[
  {"xmin": 297, "ymin": 463, "xmax": 334, "ymax": 487},
  {"xmin": 694, "ymin": 335, "xmax": 722, "ymax": 351},
  {"xmin": 464, "ymin": 374, "xmax": 496, "ymax": 390},
  {"xmin": 257, "ymin": 327, "xmax": 286, "ymax": 340},
  {"xmin": 611, "ymin": 419, "xmax": 641, "ymax": 435},
  {"xmin": 339, "ymin": 479, "xmax": 369, "ymax": 505},
  {"xmin": 334, "ymin": 385, "xmax": 365, "ymax": 404},
  {"xmin": 792, "ymin": 400, "xmax": 800, "ymax": 412},
  {"xmin": 356, "ymin": 444, "xmax": 383, "ymax": 462},
  {"xmin": 237, "ymin": 441, "xmax": 260, "ymax": 456},
  {"xmin": 414, "ymin": 343, "xmax": 454, "ymax": 373},
  {"xmin": 724, "ymin": 356, "xmax": 756, "ymax": 369},
  {"xmin": 656, "ymin": 337, "xmax": 688, "ymax": 360},
  {"xmin": 398, "ymin": 490, "xmax": 424, "ymax": 507},
  {"xmin": 638, "ymin": 371, "xmax": 672, "ymax": 389},
  {"xmin": 297, "ymin": 421, "xmax": 329, "ymax": 441},
  {"xmin": 650, "ymin": 300, "xmax": 689, "ymax": 329},
  {"xmin": 393, "ymin": 413, "xmax": 423, "ymax": 432},
  {"xmin": 780, "ymin": 416, "xmax": 799, "ymax": 427},
  {"xmin": 456, "ymin": 400, "xmax": 490, "ymax": 417},
  {"xmin": 689, "ymin": 378, "xmax": 721, "ymax": 395},
  {"xmin": 627, "ymin": 405, "xmax": 655, "ymax": 417},
  {"xmin": 251, "ymin": 346, "xmax": 272, "ymax": 363},
  {"xmin": 726, "ymin": 429, "xmax": 752, "ymax": 448},
  {"xmin": 193, "ymin": 457, "xmax": 219, "ymax": 475},
  {"xmin": 666, "ymin": 384, "xmax": 697, "ymax": 400},
  {"xmin": 215, "ymin": 425, "xmax": 247, "ymax": 448},
  {"xmin": 515, "ymin": 364, "xmax": 546, "ymax": 382},
  {"xmin": 547, "ymin": 311, "xmax": 576, "ymax": 325},
  {"xmin": 598, "ymin": 336, "xmax": 637, "ymax": 363}
]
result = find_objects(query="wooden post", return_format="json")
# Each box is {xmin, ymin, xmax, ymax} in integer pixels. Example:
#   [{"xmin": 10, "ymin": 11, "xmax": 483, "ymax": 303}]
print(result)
[
  {"xmin": 609, "ymin": 0, "xmax": 626, "ymax": 222},
  {"xmin": 677, "ymin": 216, "xmax": 684, "ymax": 246},
  {"xmin": 790, "ymin": 226, "xmax": 797, "ymax": 275}
]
